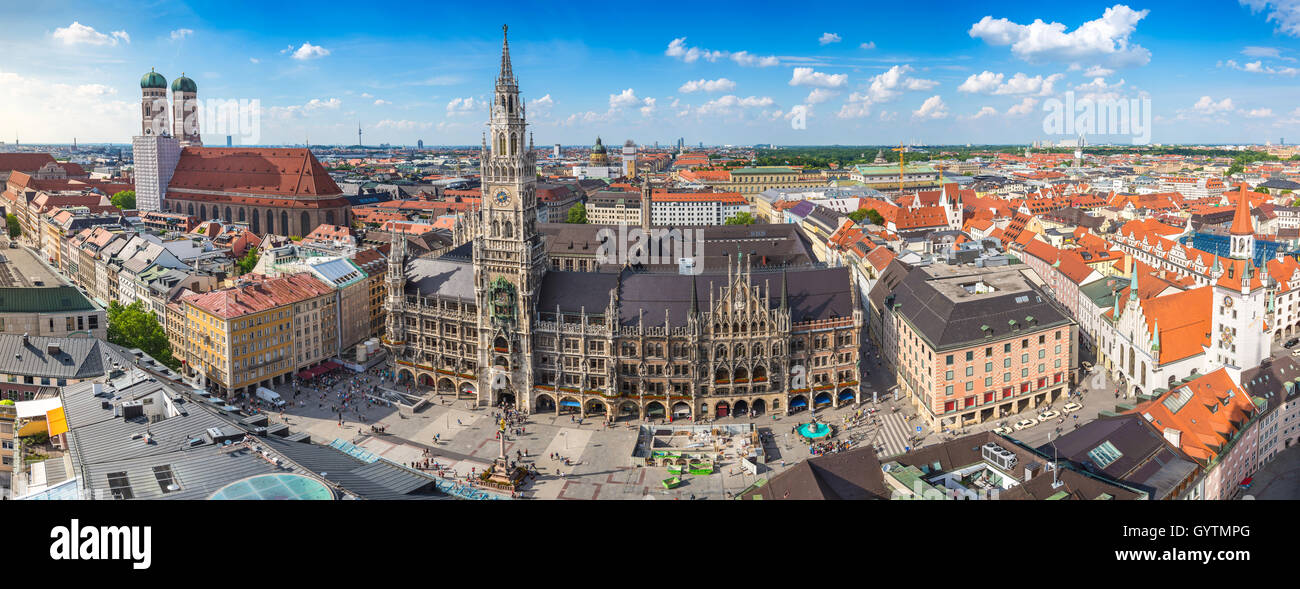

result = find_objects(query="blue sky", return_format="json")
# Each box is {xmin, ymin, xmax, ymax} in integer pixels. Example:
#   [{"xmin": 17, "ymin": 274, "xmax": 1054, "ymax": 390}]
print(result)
[{"xmin": 2, "ymin": 0, "xmax": 1300, "ymax": 146}]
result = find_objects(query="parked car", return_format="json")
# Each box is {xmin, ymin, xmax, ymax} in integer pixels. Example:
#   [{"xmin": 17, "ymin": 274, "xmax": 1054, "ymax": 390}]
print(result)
[
  {"xmin": 1287, "ymin": 338, "xmax": 1300, "ymax": 348},
  {"xmin": 1062, "ymin": 402, "xmax": 1083, "ymax": 414},
  {"xmin": 1014, "ymin": 418, "xmax": 1038, "ymax": 430},
  {"xmin": 993, "ymin": 426, "xmax": 1014, "ymax": 435},
  {"xmin": 1038, "ymin": 410, "xmax": 1060, "ymax": 421}
]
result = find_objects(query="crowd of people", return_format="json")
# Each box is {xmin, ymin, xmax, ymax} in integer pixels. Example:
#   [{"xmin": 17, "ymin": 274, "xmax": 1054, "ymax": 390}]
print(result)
[{"xmin": 292, "ymin": 364, "xmax": 395, "ymax": 429}]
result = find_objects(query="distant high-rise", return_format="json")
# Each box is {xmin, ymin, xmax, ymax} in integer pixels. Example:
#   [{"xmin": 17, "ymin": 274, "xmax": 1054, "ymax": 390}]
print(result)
[
  {"xmin": 622, "ymin": 139, "xmax": 637, "ymax": 178},
  {"xmin": 417, "ymin": 139, "xmax": 424, "ymax": 149},
  {"xmin": 553, "ymin": 143, "xmax": 561, "ymax": 158},
  {"xmin": 226, "ymin": 135, "xmax": 233, "ymax": 147}
]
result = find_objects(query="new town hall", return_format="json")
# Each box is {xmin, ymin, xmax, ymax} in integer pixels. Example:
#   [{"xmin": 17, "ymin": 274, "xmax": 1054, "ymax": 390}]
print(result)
[{"xmin": 382, "ymin": 27, "xmax": 865, "ymax": 420}]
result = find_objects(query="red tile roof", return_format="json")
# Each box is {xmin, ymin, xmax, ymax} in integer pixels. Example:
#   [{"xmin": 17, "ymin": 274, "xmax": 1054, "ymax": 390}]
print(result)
[
  {"xmin": 1127, "ymin": 368, "xmax": 1255, "ymax": 462},
  {"xmin": 183, "ymin": 273, "xmax": 334, "ymax": 319},
  {"xmin": 0, "ymin": 153, "xmax": 57, "ymax": 173},
  {"xmin": 167, "ymin": 147, "xmax": 341, "ymax": 197}
]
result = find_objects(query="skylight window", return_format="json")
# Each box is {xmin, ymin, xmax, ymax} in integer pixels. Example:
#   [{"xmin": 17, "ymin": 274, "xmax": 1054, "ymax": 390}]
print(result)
[
  {"xmin": 106, "ymin": 471, "xmax": 135, "ymax": 500},
  {"xmin": 1087, "ymin": 441, "xmax": 1123, "ymax": 469},
  {"xmin": 153, "ymin": 465, "xmax": 180, "ymax": 493}
]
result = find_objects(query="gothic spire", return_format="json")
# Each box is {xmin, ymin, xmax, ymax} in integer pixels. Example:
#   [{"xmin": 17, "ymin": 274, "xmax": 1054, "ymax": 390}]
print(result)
[
  {"xmin": 780, "ymin": 269, "xmax": 789, "ymax": 310},
  {"xmin": 498, "ymin": 24, "xmax": 515, "ymax": 84},
  {"xmin": 1229, "ymin": 185, "xmax": 1254, "ymax": 236},
  {"xmin": 690, "ymin": 271, "xmax": 700, "ymax": 316}
]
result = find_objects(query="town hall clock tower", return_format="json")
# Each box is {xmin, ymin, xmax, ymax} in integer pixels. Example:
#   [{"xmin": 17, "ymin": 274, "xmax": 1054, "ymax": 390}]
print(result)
[{"xmin": 473, "ymin": 25, "xmax": 549, "ymax": 410}]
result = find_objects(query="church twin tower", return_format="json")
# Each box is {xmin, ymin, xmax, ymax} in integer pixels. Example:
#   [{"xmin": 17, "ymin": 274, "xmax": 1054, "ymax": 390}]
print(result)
[{"xmin": 138, "ymin": 68, "xmax": 202, "ymax": 146}]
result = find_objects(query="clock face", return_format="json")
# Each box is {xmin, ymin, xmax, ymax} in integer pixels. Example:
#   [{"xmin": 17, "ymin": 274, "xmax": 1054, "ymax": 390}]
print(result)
[
  {"xmin": 494, "ymin": 190, "xmax": 511, "ymax": 206},
  {"xmin": 1223, "ymin": 296, "xmax": 1233, "ymax": 308}
]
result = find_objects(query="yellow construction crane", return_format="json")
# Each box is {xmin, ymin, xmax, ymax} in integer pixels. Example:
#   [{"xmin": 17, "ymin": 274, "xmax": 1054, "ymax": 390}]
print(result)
[{"xmin": 892, "ymin": 142, "xmax": 906, "ymax": 192}]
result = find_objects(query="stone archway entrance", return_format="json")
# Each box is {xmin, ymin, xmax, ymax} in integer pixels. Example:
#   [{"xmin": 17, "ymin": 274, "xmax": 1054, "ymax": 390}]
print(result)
[
  {"xmin": 734, "ymin": 400, "xmax": 749, "ymax": 416},
  {"xmin": 752, "ymin": 399, "xmax": 766, "ymax": 415},
  {"xmin": 617, "ymin": 401, "xmax": 640, "ymax": 422},
  {"xmin": 715, "ymin": 401, "xmax": 730, "ymax": 418},
  {"xmin": 458, "ymin": 382, "xmax": 476, "ymax": 400},
  {"xmin": 535, "ymin": 394, "xmax": 556, "ymax": 412},
  {"xmin": 585, "ymin": 399, "xmax": 607, "ymax": 417},
  {"xmin": 646, "ymin": 401, "xmax": 666, "ymax": 419},
  {"xmin": 671, "ymin": 402, "xmax": 691, "ymax": 420}
]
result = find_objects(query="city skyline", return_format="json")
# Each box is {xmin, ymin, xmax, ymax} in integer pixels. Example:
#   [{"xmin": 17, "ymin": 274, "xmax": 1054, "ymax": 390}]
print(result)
[{"xmin": 2, "ymin": 1, "xmax": 1300, "ymax": 146}]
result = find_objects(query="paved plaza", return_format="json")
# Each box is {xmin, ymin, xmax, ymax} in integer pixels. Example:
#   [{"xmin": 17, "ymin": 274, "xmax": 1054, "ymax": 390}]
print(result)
[
  {"xmin": 250, "ymin": 365, "xmax": 908, "ymax": 499},
  {"xmin": 231, "ymin": 338, "xmax": 1130, "ymax": 500}
]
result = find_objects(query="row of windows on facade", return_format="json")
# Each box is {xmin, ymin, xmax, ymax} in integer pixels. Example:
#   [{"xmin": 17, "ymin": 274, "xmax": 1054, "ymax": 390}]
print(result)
[
  {"xmin": 2, "ymin": 315, "xmax": 102, "ymax": 333},
  {"xmin": 174, "ymin": 202, "xmax": 337, "ymax": 231},
  {"xmin": 942, "ymin": 363, "xmax": 1065, "ymax": 394},
  {"xmin": 945, "ymin": 346, "xmax": 1065, "ymax": 377},
  {"xmin": 939, "ymin": 375, "xmax": 1066, "ymax": 412}
]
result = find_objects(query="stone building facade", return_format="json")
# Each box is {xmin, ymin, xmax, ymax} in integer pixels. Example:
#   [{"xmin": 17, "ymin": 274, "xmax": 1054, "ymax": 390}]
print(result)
[{"xmin": 381, "ymin": 27, "xmax": 864, "ymax": 419}]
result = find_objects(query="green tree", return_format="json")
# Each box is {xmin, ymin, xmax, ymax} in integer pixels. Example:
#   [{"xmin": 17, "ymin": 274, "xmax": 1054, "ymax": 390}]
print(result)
[
  {"xmin": 1225, "ymin": 161, "xmax": 1244, "ymax": 177},
  {"xmin": 724, "ymin": 211, "xmax": 756, "ymax": 225},
  {"xmin": 106, "ymin": 301, "xmax": 179, "ymax": 370},
  {"xmin": 5, "ymin": 214, "xmax": 19, "ymax": 239},
  {"xmin": 852, "ymin": 208, "xmax": 885, "ymax": 225},
  {"xmin": 566, "ymin": 202, "xmax": 588, "ymax": 224},
  {"xmin": 110, "ymin": 190, "xmax": 136, "ymax": 210},
  {"xmin": 236, "ymin": 247, "xmax": 260, "ymax": 274}
]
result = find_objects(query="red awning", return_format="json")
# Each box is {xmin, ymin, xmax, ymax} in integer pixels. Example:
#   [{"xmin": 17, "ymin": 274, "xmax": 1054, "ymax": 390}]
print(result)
[{"xmin": 1240, "ymin": 477, "xmax": 1253, "ymax": 486}]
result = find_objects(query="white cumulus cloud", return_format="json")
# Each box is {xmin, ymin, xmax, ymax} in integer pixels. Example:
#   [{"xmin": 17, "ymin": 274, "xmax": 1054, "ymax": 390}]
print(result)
[
  {"xmin": 913, "ymin": 95, "xmax": 949, "ymax": 119},
  {"xmin": 958, "ymin": 71, "xmax": 1063, "ymax": 95},
  {"xmin": 290, "ymin": 42, "xmax": 330, "ymax": 60},
  {"xmin": 789, "ymin": 67, "xmax": 848, "ymax": 88},
  {"xmin": 665, "ymin": 38, "xmax": 778, "ymax": 67},
  {"xmin": 52, "ymin": 22, "xmax": 130, "ymax": 46},
  {"xmin": 1192, "ymin": 96, "xmax": 1235, "ymax": 114},
  {"xmin": 678, "ymin": 78, "xmax": 736, "ymax": 93},
  {"xmin": 865, "ymin": 65, "xmax": 935, "ymax": 102},
  {"xmin": 1241, "ymin": 0, "xmax": 1300, "ymax": 37},
  {"xmin": 446, "ymin": 97, "xmax": 481, "ymax": 115},
  {"xmin": 169, "ymin": 28, "xmax": 193, "ymax": 41},
  {"xmin": 819, "ymin": 32, "xmax": 842, "ymax": 45},
  {"xmin": 1006, "ymin": 97, "xmax": 1039, "ymax": 116},
  {"xmin": 969, "ymin": 5, "xmax": 1151, "ymax": 67}
]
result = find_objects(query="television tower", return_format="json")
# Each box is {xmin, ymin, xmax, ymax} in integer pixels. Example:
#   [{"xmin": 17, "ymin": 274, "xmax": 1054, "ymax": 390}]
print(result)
[{"xmin": 357, "ymin": 122, "xmax": 363, "ymax": 148}]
